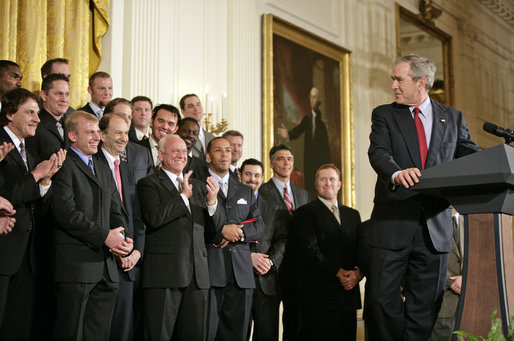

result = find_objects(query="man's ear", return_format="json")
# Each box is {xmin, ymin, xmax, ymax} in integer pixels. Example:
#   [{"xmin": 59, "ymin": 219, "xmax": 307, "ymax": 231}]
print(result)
[
  {"xmin": 40, "ymin": 90, "xmax": 47, "ymax": 102},
  {"xmin": 68, "ymin": 130, "xmax": 77, "ymax": 143}
]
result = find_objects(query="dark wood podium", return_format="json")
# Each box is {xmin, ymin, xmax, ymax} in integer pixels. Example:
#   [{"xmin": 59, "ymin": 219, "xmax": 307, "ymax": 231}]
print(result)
[{"xmin": 412, "ymin": 143, "xmax": 513, "ymax": 338}]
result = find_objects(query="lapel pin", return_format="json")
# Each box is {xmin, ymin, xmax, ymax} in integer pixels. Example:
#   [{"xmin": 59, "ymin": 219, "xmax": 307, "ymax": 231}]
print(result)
[{"xmin": 440, "ymin": 118, "xmax": 446, "ymax": 123}]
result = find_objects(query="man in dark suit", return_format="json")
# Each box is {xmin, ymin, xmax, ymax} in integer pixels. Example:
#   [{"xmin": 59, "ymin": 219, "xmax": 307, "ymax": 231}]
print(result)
[
  {"xmin": 205, "ymin": 137, "xmax": 264, "ymax": 341},
  {"xmin": 137, "ymin": 134, "xmax": 223, "ymax": 340},
  {"xmin": 137, "ymin": 104, "xmax": 180, "ymax": 168},
  {"xmin": 179, "ymin": 93, "xmax": 215, "ymax": 161},
  {"xmin": 259, "ymin": 144, "xmax": 309, "ymax": 341},
  {"xmin": 430, "ymin": 209, "xmax": 464, "ymax": 341},
  {"xmin": 177, "ymin": 117, "xmax": 209, "ymax": 181},
  {"xmin": 292, "ymin": 164, "xmax": 362, "ymax": 340},
  {"xmin": 238, "ymin": 158, "xmax": 277, "ymax": 341},
  {"xmin": 51, "ymin": 111, "xmax": 133, "ymax": 340},
  {"xmin": 96, "ymin": 113, "xmax": 146, "ymax": 341},
  {"xmin": 130, "ymin": 96, "xmax": 153, "ymax": 142},
  {"xmin": 27, "ymin": 73, "xmax": 70, "ymax": 160},
  {"xmin": 39, "ymin": 58, "xmax": 75, "ymax": 116},
  {"xmin": 0, "ymin": 88, "xmax": 65, "ymax": 339},
  {"xmin": 367, "ymin": 54, "xmax": 480, "ymax": 340},
  {"xmin": 277, "ymin": 87, "xmax": 330, "ymax": 197},
  {"xmin": 26, "ymin": 72, "xmax": 72, "ymax": 339},
  {"xmin": 78, "ymin": 71, "xmax": 113, "ymax": 119}
]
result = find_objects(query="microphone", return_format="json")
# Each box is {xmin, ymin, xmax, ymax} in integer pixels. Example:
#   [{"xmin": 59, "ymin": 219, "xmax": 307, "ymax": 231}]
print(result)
[{"xmin": 483, "ymin": 122, "xmax": 514, "ymax": 144}]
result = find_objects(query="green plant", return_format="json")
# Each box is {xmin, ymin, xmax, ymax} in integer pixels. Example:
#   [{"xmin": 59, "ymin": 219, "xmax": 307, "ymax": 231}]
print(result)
[{"xmin": 454, "ymin": 310, "xmax": 514, "ymax": 341}]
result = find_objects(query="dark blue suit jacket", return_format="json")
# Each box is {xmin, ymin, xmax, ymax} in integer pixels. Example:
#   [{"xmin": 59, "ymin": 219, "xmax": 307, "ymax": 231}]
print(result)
[{"xmin": 368, "ymin": 100, "xmax": 480, "ymax": 252}]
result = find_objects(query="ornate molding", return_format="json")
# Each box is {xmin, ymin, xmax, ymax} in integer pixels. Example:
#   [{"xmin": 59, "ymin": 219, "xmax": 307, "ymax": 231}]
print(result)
[{"xmin": 478, "ymin": 0, "xmax": 514, "ymax": 26}]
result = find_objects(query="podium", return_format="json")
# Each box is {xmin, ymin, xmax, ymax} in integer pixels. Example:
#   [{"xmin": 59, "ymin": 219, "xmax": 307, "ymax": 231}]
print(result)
[{"xmin": 412, "ymin": 143, "xmax": 514, "ymax": 337}]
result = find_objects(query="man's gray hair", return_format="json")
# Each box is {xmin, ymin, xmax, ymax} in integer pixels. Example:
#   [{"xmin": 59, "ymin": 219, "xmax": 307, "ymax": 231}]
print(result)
[
  {"xmin": 395, "ymin": 54, "xmax": 437, "ymax": 91},
  {"xmin": 158, "ymin": 134, "xmax": 182, "ymax": 152}
]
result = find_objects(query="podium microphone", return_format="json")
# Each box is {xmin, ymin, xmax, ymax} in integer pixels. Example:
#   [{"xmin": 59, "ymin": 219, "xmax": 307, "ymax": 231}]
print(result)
[{"xmin": 483, "ymin": 122, "xmax": 514, "ymax": 144}]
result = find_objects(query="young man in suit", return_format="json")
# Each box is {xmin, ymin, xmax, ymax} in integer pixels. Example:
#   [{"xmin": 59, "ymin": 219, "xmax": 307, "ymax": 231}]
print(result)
[
  {"xmin": 292, "ymin": 164, "xmax": 362, "ymax": 340},
  {"xmin": 96, "ymin": 113, "xmax": 146, "ymax": 341},
  {"xmin": 130, "ymin": 96, "xmax": 153, "ymax": 142},
  {"xmin": 177, "ymin": 117, "xmax": 209, "ymax": 181},
  {"xmin": 259, "ymin": 144, "xmax": 309, "ymax": 341},
  {"xmin": 205, "ymin": 137, "xmax": 264, "ymax": 341},
  {"xmin": 78, "ymin": 71, "xmax": 113, "ymax": 119},
  {"xmin": 0, "ymin": 88, "xmax": 65, "ymax": 339},
  {"xmin": 51, "ymin": 111, "xmax": 133, "ymax": 340},
  {"xmin": 137, "ymin": 134, "xmax": 223, "ymax": 340},
  {"xmin": 137, "ymin": 104, "xmax": 180, "ymax": 168},
  {"xmin": 40, "ymin": 58, "xmax": 75, "ymax": 116},
  {"xmin": 222, "ymin": 130, "xmax": 244, "ymax": 179},
  {"xmin": 27, "ymin": 73, "xmax": 70, "ymax": 161},
  {"xmin": 179, "ymin": 93, "xmax": 214, "ymax": 161},
  {"xmin": 367, "ymin": 54, "xmax": 480, "ymax": 340},
  {"xmin": 238, "ymin": 158, "xmax": 279, "ymax": 341}
]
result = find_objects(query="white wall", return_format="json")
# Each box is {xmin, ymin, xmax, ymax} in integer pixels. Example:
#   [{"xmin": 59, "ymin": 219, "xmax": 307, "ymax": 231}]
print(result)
[{"xmin": 99, "ymin": 0, "xmax": 513, "ymax": 220}]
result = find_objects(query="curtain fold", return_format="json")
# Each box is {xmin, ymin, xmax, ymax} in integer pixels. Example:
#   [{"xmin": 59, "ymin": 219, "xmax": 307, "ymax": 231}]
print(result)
[{"xmin": 0, "ymin": 0, "xmax": 110, "ymax": 109}]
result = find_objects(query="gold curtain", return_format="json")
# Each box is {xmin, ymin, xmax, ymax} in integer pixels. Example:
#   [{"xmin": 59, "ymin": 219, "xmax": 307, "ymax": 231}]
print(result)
[{"xmin": 0, "ymin": 0, "xmax": 109, "ymax": 109}]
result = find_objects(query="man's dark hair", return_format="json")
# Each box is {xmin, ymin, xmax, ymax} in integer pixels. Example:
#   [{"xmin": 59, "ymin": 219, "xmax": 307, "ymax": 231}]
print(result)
[
  {"xmin": 131, "ymin": 95, "xmax": 153, "ymax": 108},
  {"xmin": 179, "ymin": 93, "xmax": 199, "ymax": 110},
  {"xmin": 88, "ymin": 71, "xmax": 111, "ymax": 88},
  {"xmin": 222, "ymin": 130, "xmax": 244, "ymax": 140},
  {"xmin": 104, "ymin": 97, "xmax": 133, "ymax": 115},
  {"xmin": 206, "ymin": 137, "xmax": 227, "ymax": 153},
  {"xmin": 0, "ymin": 88, "xmax": 38, "ymax": 126},
  {"xmin": 41, "ymin": 73, "xmax": 69, "ymax": 93},
  {"xmin": 0, "ymin": 60, "xmax": 20, "ymax": 75},
  {"xmin": 40, "ymin": 58, "xmax": 69, "ymax": 78},
  {"xmin": 240, "ymin": 158, "xmax": 263, "ymax": 174},
  {"xmin": 152, "ymin": 104, "xmax": 181, "ymax": 125},
  {"xmin": 179, "ymin": 116, "xmax": 200, "ymax": 128},
  {"xmin": 269, "ymin": 144, "xmax": 294, "ymax": 161}
]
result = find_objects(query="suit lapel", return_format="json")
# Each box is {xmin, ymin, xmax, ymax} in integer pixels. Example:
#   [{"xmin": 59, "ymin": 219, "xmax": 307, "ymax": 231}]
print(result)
[
  {"xmin": 425, "ymin": 100, "xmax": 447, "ymax": 168},
  {"xmin": 393, "ymin": 105, "xmax": 422, "ymax": 169},
  {"xmin": 0, "ymin": 129, "xmax": 28, "ymax": 172},
  {"xmin": 226, "ymin": 176, "xmax": 239, "ymax": 202},
  {"xmin": 40, "ymin": 110, "xmax": 64, "ymax": 143},
  {"xmin": 266, "ymin": 180, "xmax": 287, "ymax": 209},
  {"xmin": 157, "ymin": 169, "xmax": 179, "ymax": 197},
  {"xmin": 69, "ymin": 150, "xmax": 100, "ymax": 186}
]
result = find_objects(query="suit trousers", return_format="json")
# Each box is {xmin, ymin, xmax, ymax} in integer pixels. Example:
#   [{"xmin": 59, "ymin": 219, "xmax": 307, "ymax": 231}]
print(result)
[
  {"xmin": 302, "ymin": 309, "xmax": 357, "ymax": 341},
  {"xmin": 108, "ymin": 270, "xmax": 134, "ymax": 341},
  {"xmin": 53, "ymin": 273, "xmax": 118, "ymax": 341},
  {"xmin": 249, "ymin": 277, "xmax": 280, "ymax": 341},
  {"xmin": 144, "ymin": 280, "xmax": 208, "ymax": 341},
  {"xmin": 0, "ymin": 249, "xmax": 35, "ymax": 340},
  {"xmin": 208, "ymin": 283, "xmax": 253, "ymax": 341},
  {"xmin": 367, "ymin": 222, "xmax": 448, "ymax": 341}
]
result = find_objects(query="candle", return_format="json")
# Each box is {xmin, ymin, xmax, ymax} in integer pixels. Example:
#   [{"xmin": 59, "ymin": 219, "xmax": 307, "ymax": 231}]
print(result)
[
  {"xmin": 222, "ymin": 92, "xmax": 227, "ymax": 120},
  {"xmin": 205, "ymin": 86, "xmax": 210, "ymax": 113}
]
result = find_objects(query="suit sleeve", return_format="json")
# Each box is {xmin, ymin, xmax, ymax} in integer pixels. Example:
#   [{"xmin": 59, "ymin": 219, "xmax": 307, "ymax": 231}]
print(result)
[
  {"xmin": 132, "ymin": 193, "xmax": 146, "ymax": 255},
  {"xmin": 288, "ymin": 116, "xmax": 308, "ymax": 140},
  {"xmin": 455, "ymin": 111, "xmax": 480, "ymax": 157},
  {"xmin": 241, "ymin": 191, "xmax": 264, "ymax": 242},
  {"xmin": 368, "ymin": 108, "xmax": 402, "ymax": 179},
  {"xmin": 136, "ymin": 176, "xmax": 189, "ymax": 231},
  {"xmin": 52, "ymin": 163, "xmax": 110, "ymax": 248},
  {"xmin": 267, "ymin": 206, "xmax": 289, "ymax": 270}
]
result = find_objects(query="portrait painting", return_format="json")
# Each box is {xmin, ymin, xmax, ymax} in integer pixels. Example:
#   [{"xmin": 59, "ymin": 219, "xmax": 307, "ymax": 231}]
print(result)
[{"xmin": 262, "ymin": 14, "xmax": 354, "ymax": 205}]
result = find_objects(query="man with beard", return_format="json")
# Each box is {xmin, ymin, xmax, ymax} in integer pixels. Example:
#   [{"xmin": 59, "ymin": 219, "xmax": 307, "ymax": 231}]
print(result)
[{"xmin": 177, "ymin": 117, "xmax": 208, "ymax": 181}]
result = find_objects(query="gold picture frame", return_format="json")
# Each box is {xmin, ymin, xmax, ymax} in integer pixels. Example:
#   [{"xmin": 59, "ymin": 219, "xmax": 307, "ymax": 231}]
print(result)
[{"xmin": 262, "ymin": 14, "xmax": 355, "ymax": 207}]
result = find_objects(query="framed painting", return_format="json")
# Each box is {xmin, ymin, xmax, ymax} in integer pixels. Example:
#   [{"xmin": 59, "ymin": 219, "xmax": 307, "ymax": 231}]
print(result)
[{"xmin": 262, "ymin": 14, "xmax": 355, "ymax": 206}]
